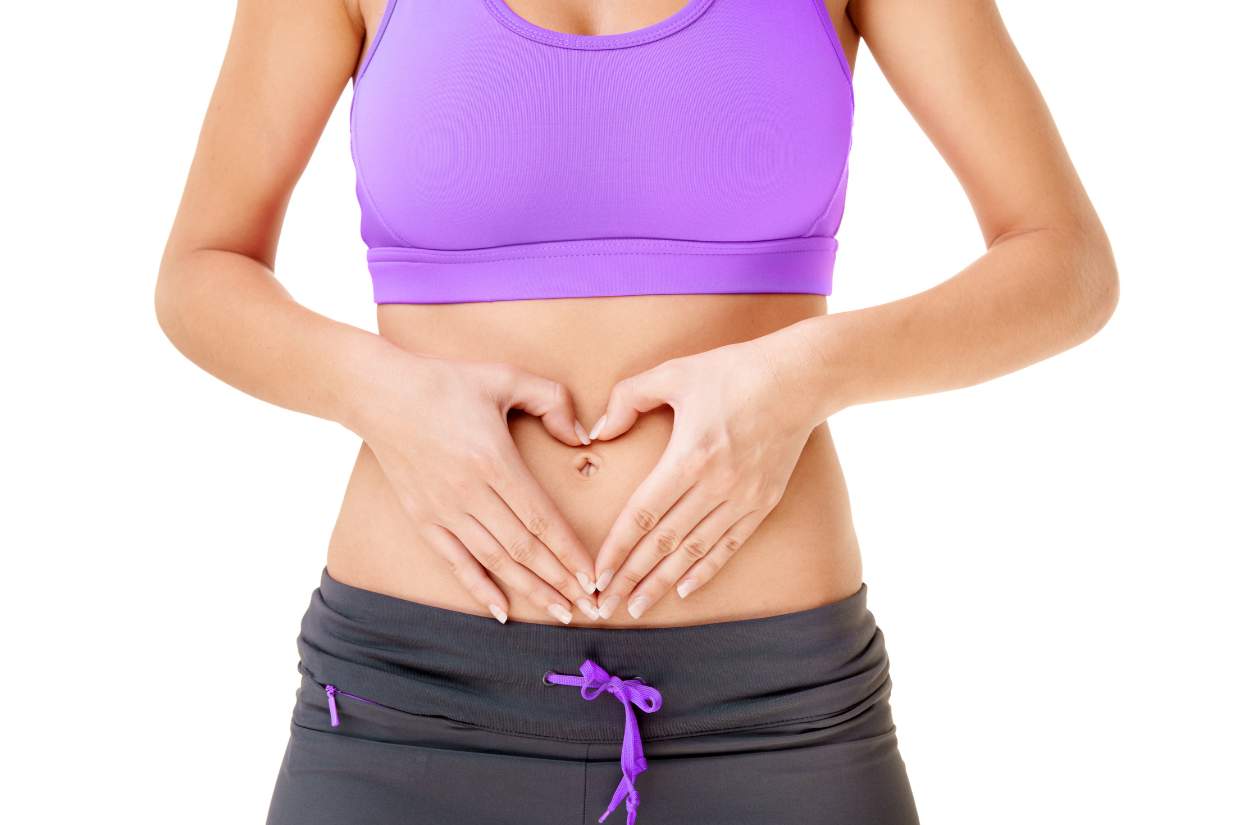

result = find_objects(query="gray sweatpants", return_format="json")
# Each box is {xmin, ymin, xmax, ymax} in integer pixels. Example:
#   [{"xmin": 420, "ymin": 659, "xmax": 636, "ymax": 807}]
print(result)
[{"xmin": 266, "ymin": 569, "xmax": 919, "ymax": 825}]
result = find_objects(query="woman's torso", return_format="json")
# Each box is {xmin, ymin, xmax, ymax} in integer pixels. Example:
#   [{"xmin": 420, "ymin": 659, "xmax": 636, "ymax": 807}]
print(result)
[{"xmin": 327, "ymin": 0, "xmax": 861, "ymax": 626}]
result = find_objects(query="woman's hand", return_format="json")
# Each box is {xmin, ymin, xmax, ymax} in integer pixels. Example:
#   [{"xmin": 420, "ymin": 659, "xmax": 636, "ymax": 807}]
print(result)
[
  {"xmin": 586, "ymin": 323, "xmax": 838, "ymax": 620},
  {"xmin": 347, "ymin": 348, "xmax": 602, "ymax": 625}
]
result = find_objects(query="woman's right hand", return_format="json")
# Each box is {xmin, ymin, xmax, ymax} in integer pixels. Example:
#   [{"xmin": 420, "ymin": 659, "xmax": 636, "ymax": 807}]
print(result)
[{"xmin": 346, "ymin": 347, "xmax": 600, "ymax": 625}]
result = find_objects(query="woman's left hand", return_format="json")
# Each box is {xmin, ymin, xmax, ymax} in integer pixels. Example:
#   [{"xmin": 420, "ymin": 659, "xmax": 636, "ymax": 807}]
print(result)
[{"xmin": 587, "ymin": 322, "xmax": 838, "ymax": 620}]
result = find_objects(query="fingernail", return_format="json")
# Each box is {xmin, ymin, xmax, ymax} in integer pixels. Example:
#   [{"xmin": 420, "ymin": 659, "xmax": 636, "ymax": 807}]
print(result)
[
  {"xmin": 595, "ymin": 568, "xmax": 614, "ymax": 592},
  {"xmin": 548, "ymin": 603, "xmax": 573, "ymax": 625},
  {"xmin": 576, "ymin": 597, "xmax": 600, "ymax": 620},
  {"xmin": 574, "ymin": 419, "xmax": 591, "ymax": 446},
  {"xmin": 627, "ymin": 595, "xmax": 650, "ymax": 619},
  {"xmin": 489, "ymin": 604, "xmax": 508, "ymax": 624},
  {"xmin": 576, "ymin": 571, "xmax": 596, "ymax": 593},
  {"xmin": 588, "ymin": 415, "xmax": 608, "ymax": 440},
  {"xmin": 676, "ymin": 579, "xmax": 698, "ymax": 599},
  {"xmin": 598, "ymin": 594, "xmax": 621, "ymax": 620}
]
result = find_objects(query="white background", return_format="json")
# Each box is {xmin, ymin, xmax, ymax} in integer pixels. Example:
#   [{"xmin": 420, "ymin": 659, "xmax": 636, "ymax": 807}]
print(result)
[{"xmin": 2, "ymin": 2, "xmax": 1236, "ymax": 823}]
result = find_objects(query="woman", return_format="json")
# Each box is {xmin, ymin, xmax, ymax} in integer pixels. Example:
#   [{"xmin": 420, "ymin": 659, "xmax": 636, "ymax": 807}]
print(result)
[{"xmin": 156, "ymin": 0, "xmax": 1118, "ymax": 823}]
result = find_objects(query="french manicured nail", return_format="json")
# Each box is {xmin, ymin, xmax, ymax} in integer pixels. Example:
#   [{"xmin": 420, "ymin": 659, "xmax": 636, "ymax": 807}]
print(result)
[
  {"xmin": 595, "ymin": 568, "xmax": 614, "ymax": 592},
  {"xmin": 548, "ymin": 603, "xmax": 573, "ymax": 624},
  {"xmin": 627, "ymin": 595, "xmax": 650, "ymax": 619},
  {"xmin": 599, "ymin": 594, "xmax": 622, "ymax": 620},
  {"xmin": 588, "ymin": 415, "xmax": 608, "ymax": 440},
  {"xmin": 574, "ymin": 420, "xmax": 591, "ymax": 446},
  {"xmin": 576, "ymin": 571, "xmax": 596, "ymax": 593},
  {"xmin": 576, "ymin": 597, "xmax": 600, "ymax": 620},
  {"xmin": 489, "ymin": 604, "xmax": 508, "ymax": 624},
  {"xmin": 677, "ymin": 579, "xmax": 698, "ymax": 599}
]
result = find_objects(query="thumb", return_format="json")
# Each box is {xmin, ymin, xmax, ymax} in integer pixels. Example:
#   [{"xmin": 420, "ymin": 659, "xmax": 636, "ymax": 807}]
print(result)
[
  {"xmin": 502, "ymin": 368, "xmax": 588, "ymax": 447},
  {"xmin": 589, "ymin": 363, "xmax": 677, "ymax": 442}
]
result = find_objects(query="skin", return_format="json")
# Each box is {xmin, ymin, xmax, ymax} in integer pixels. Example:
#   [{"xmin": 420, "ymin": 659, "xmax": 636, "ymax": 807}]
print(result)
[{"xmin": 156, "ymin": 0, "xmax": 1118, "ymax": 628}]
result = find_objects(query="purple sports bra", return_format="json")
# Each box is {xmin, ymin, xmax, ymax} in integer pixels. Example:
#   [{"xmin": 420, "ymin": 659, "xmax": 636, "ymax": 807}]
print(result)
[{"xmin": 349, "ymin": 0, "xmax": 854, "ymax": 304}]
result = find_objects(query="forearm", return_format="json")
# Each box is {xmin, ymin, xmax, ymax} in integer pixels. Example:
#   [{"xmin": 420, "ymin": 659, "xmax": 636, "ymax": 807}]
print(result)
[
  {"xmin": 785, "ymin": 225, "xmax": 1119, "ymax": 422},
  {"xmin": 154, "ymin": 247, "xmax": 403, "ymax": 434}
]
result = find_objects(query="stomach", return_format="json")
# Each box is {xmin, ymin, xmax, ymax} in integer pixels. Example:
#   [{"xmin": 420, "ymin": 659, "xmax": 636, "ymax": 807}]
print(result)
[{"xmin": 326, "ymin": 293, "xmax": 862, "ymax": 626}]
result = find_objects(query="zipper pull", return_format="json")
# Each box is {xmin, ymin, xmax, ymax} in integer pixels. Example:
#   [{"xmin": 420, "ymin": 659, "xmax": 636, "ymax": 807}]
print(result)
[{"xmin": 324, "ymin": 684, "xmax": 340, "ymax": 727}]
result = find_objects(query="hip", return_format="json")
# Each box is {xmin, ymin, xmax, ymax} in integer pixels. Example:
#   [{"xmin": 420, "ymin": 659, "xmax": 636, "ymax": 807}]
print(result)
[{"xmin": 267, "ymin": 570, "xmax": 919, "ymax": 825}]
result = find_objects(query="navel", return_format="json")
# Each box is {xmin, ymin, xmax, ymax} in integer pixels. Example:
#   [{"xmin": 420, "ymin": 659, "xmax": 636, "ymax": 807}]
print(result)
[{"xmin": 573, "ymin": 451, "xmax": 602, "ymax": 478}]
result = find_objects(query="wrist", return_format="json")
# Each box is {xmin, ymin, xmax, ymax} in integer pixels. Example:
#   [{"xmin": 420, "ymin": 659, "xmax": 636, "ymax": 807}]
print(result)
[
  {"xmin": 762, "ymin": 315, "xmax": 860, "ymax": 426},
  {"xmin": 332, "ymin": 330, "xmax": 427, "ymax": 439}
]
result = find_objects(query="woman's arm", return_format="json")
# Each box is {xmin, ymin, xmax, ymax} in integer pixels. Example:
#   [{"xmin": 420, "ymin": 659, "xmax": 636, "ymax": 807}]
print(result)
[
  {"xmin": 790, "ymin": 0, "xmax": 1119, "ymax": 421},
  {"xmin": 155, "ymin": 0, "xmax": 600, "ymax": 623},
  {"xmin": 155, "ymin": 0, "xmax": 376, "ymax": 426},
  {"xmin": 586, "ymin": 0, "xmax": 1118, "ymax": 618}
]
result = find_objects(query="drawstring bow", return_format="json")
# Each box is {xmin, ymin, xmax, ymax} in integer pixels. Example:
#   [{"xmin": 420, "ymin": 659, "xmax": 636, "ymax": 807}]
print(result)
[{"xmin": 544, "ymin": 659, "xmax": 663, "ymax": 825}]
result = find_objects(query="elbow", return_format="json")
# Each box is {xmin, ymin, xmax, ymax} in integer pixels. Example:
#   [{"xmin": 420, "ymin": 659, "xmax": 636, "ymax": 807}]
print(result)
[
  {"xmin": 154, "ymin": 259, "xmax": 188, "ymax": 350},
  {"xmin": 1062, "ymin": 226, "xmax": 1120, "ymax": 345},
  {"xmin": 153, "ymin": 271, "xmax": 177, "ymax": 343}
]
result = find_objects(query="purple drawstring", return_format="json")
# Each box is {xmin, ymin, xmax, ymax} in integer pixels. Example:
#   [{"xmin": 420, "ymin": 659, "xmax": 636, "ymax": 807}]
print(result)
[
  {"xmin": 545, "ymin": 659, "xmax": 663, "ymax": 825},
  {"xmin": 323, "ymin": 669, "xmax": 661, "ymax": 823}
]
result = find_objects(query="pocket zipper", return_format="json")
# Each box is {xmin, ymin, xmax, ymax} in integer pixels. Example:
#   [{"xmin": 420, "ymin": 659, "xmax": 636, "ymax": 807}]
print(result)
[{"xmin": 323, "ymin": 683, "xmax": 381, "ymax": 728}]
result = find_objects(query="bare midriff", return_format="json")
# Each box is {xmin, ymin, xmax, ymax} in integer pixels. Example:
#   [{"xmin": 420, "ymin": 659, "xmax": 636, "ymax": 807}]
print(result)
[{"xmin": 326, "ymin": 293, "xmax": 863, "ymax": 627}]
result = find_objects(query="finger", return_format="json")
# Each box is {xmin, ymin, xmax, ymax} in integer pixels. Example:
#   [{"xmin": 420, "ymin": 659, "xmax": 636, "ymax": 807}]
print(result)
[
  {"xmin": 501, "ymin": 367, "xmax": 589, "ymax": 447},
  {"xmin": 596, "ymin": 486, "xmax": 723, "ymax": 620},
  {"xmin": 470, "ymin": 487, "xmax": 600, "ymax": 618},
  {"xmin": 636, "ymin": 498, "xmax": 743, "ymax": 604},
  {"xmin": 588, "ymin": 362, "xmax": 678, "ymax": 442},
  {"xmin": 592, "ymin": 446, "xmax": 696, "ymax": 605},
  {"xmin": 421, "ymin": 524, "xmax": 511, "ymax": 623},
  {"xmin": 678, "ymin": 510, "xmax": 767, "ymax": 597},
  {"xmin": 486, "ymin": 439, "xmax": 600, "ymax": 597},
  {"xmin": 446, "ymin": 514, "xmax": 580, "ymax": 625}
]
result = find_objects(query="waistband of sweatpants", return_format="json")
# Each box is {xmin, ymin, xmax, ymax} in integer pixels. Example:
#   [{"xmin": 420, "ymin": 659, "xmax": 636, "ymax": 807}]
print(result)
[{"xmin": 295, "ymin": 567, "xmax": 891, "ymax": 743}]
